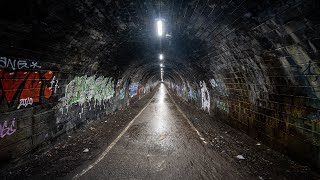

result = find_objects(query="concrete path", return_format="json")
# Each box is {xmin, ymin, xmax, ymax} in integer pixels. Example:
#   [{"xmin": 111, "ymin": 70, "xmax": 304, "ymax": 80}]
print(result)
[{"xmin": 75, "ymin": 84, "xmax": 249, "ymax": 180}]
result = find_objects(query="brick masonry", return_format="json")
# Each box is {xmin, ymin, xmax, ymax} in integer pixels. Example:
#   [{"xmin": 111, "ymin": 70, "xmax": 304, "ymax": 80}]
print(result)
[{"xmin": 0, "ymin": 0, "xmax": 319, "ymax": 171}]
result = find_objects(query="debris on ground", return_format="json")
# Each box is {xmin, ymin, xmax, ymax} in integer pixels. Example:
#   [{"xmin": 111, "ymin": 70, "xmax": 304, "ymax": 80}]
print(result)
[
  {"xmin": 83, "ymin": 149, "xmax": 89, "ymax": 153},
  {"xmin": 236, "ymin": 155, "xmax": 246, "ymax": 160}
]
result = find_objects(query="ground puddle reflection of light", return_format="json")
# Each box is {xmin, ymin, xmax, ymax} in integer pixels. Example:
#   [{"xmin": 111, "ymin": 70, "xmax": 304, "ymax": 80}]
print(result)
[
  {"xmin": 154, "ymin": 84, "xmax": 167, "ymax": 133},
  {"xmin": 158, "ymin": 84, "xmax": 165, "ymax": 103}
]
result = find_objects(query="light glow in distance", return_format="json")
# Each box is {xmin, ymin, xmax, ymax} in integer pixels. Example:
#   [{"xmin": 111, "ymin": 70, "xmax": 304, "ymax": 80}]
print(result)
[
  {"xmin": 157, "ymin": 20, "xmax": 163, "ymax": 36},
  {"xmin": 159, "ymin": 54, "xmax": 163, "ymax": 60}
]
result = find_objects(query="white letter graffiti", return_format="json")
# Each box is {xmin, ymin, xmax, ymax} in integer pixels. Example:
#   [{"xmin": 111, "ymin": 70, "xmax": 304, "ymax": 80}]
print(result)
[
  {"xmin": 200, "ymin": 81, "xmax": 210, "ymax": 113},
  {"xmin": 17, "ymin": 97, "xmax": 33, "ymax": 109},
  {"xmin": 30, "ymin": 61, "xmax": 42, "ymax": 69},
  {"xmin": 0, "ymin": 57, "xmax": 41, "ymax": 70},
  {"xmin": 50, "ymin": 76, "xmax": 59, "ymax": 93}
]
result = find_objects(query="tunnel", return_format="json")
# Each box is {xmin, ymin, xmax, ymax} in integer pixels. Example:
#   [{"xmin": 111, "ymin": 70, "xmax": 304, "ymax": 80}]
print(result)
[{"xmin": 0, "ymin": 0, "xmax": 320, "ymax": 179}]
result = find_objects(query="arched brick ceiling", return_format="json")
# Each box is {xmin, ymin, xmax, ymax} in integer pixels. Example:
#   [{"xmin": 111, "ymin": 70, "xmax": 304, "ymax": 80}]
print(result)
[{"xmin": 0, "ymin": 0, "xmax": 319, "ymax": 84}]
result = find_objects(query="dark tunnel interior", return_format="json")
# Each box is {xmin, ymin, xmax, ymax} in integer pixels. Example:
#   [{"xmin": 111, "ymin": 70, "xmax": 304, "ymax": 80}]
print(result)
[{"xmin": 0, "ymin": 0, "xmax": 320, "ymax": 178}]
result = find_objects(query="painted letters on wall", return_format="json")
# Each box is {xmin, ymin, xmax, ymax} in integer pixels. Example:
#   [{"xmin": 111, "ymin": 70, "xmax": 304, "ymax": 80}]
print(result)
[
  {"xmin": 120, "ymin": 81, "xmax": 126, "ymax": 100},
  {"xmin": 129, "ymin": 82, "xmax": 138, "ymax": 97},
  {"xmin": 62, "ymin": 75, "xmax": 115, "ymax": 107},
  {"xmin": 0, "ymin": 69, "xmax": 58, "ymax": 109},
  {"xmin": 0, "ymin": 57, "xmax": 41, "ymax": 70},
  {"xmin": 200, "ymin": 81, "xmax": 210, "ymax": 113},
  {"xmin": 0, "ymin": 118, "xmax": 17, "ymax": 138},
  {"xmin": 209, "ymin": 78, "xmax": 228, "ymax": 96}
]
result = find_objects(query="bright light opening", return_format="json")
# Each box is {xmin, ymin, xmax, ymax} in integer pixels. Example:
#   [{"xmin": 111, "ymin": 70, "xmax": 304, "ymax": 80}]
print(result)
[
  {"xmin": 161, "ymin": 68, "xmax": 163, "ymax": 71},
  {"xmin": 157, "ymin": 20, "xmax": 163, "ymax": 36},
  {"xmin": 159, "ymin": 54, "xmax": 163, "ymax": 60},
  {"xmin": 160, "ymin": 63, "xmax": 163, "ymax": 67}
]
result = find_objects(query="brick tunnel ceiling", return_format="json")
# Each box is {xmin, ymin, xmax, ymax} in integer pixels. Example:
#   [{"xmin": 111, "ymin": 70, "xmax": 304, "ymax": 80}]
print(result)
[{"xmin": 0, "ymin": 0, "xmax": 319, "ymax": 84}]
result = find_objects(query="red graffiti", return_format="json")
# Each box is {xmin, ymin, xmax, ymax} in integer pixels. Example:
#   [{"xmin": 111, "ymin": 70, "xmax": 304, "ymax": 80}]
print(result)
[
  {"xmin": 0, "ymin": 118, "xmax": 17, "ymax": 138},
  {"xmin": 1, "ymin": 70, "xmax": 30, "ymax": 104},
  {"xmin": 20, "ymin": 72, "xmax": 41, "ymax": 102},
  {"xmin": 0, "ymin": 69, "xmax": 57, "ymax": 108},
  {"xmin": 43, "ymin": 71, "xmax": 54, "ymax": 99}
]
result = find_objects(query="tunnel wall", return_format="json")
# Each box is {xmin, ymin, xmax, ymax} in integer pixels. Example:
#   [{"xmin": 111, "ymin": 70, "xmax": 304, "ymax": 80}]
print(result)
[
  {"xmin": 167, "ymin": 0, "xmax": 320, "ymax": 170},
  {"xmin": 0, "ymin": 61, "xmax": 157, "ymax": 162}
]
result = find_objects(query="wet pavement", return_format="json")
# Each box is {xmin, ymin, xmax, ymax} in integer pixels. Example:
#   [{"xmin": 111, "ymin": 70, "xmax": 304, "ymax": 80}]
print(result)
[{"xmin": 74, "ymin": 84, "xmax": 251, "ymax": 180}]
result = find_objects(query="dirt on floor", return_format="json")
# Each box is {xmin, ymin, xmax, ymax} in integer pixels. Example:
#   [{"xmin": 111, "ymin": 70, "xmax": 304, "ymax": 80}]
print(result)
[
  {"xmin": 170, "ymin": 93, "xmax": 320, "ymax": 180},
  {"xmin": 1, "ymin": 86, "xmax": 320, "ymax": 180},
  {"xmin": 0, "ymin": 89, "xmax": 158, "ymax": 180}
]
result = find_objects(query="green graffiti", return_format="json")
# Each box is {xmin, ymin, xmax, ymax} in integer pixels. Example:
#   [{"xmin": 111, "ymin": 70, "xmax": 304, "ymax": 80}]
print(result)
[{"xmin": 64, "ymin": 75, "xmax": 115, "ymax": 106}]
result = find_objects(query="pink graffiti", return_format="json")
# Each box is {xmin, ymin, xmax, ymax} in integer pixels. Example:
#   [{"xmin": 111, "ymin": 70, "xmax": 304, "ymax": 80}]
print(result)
[{"xmin": 0, "ymin": 118, "xmax": 17, "ymax": 138}]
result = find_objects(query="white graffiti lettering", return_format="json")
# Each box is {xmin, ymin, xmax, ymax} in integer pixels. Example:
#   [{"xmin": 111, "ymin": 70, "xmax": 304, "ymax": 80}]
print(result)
[
  {"xmin": 0, "ymin": 57, "xmax": 41, "ymax": 70},
  {"xmin": 200, "ymin": 81, "xmax": 210, "ymax": 113},
  {"xmin": 30, "ymin": 61, "xmax": 41, "ymax": 69},
  {"xmin": 0, "ymin": 118, "xmax": 17, "ymax": 138},
  {"xmin": 17, "ymin": 97, "xmax": 33, "ymax": 109},
  {"xmin": 50, "ymin": 76, "xmax": 59, "ymax": 93}
]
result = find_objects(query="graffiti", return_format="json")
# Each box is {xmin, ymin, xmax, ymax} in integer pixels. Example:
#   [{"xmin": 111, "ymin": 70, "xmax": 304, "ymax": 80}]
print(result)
[
  {"xmin": 209, "ymin": 78, "xmax": 227, "ymax": 96},
  {"xmin": 0, "ymin": 118, "xmax": 17, "ymax": 138},
  {"xmin": 0, "ymin": 57, "xmax": 41, "ymax": 70},
  {"xmin": 120, "ymin": 81, "xmax": 126, "ymax": 100},
  {"xmin": 186, "ymin": 82, "xmax": 197, "ymax": 100},
  {"xmin": 50, "ymin": 76, "xmax": 59, "ymax": 93},
  {"xmin": 301, "ymin": 61, "xmax": 318, "ymax": 82},
  {"xmin": 138, "ymin": 84, "xmax": 145, "ymax": 97},
  {"xmin": 129, "ymin": 82, "xmax": 138, "ymax": 97},
  {"xmin": 0, "ymin": 69, "xmax": 58, "ymax": 108},
  {"xmin": 17, "ymin": 97, "xmax": 33, "ymax": 109},
  {"xmin": 200, "ymin": 81, "xmax": 210, "ymax": 113},
  {"xmin": 176, "ymin": 84, "xmax": 182, "ymax": 96},
  {"xmin": 216, "ymin": 100, "xmax": 229, "ymax": 113},
  {"xmin": 62, "ymin": 75, "xmax": 115, "ymax": 107}
]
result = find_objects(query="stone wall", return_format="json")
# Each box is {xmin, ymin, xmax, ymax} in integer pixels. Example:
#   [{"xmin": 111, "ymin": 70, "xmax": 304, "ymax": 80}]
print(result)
[
  {"xmin": 0, "ymin": 57, "xmax": 157, "ymax": 163},
  {"xmin": 167, "ymin": 0, "xmax": 320, "ymax": 170}
]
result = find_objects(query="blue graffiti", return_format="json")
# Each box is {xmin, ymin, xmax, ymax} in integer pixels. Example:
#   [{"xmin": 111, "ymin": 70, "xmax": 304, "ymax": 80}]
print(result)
[{"xmin": 129, "ymin": 82, "xmax": 138, "ymax": 97}]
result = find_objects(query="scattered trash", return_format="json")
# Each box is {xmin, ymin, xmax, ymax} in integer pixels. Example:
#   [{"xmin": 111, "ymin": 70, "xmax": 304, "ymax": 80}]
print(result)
[
  {"xmin": 68, "ymin": 136, "xmax": 72, "ymax": 138},
  {"xmin": 258, "ymin": 176, "xmax": 264, "ymax": 180},
  {"xmin": 83, "ymin": 148, "xmax": 89, "ymax": 153},
  {"xmin": 104, "ymin": 120, "xmax": 108, "ymax": 123},
  {"xmin": 89, "ymin": 127, "xmax": 95, "ymax": 130},
  {"xmin": 236, "ymin": 155, "xmax": 245, "ymax": 160},
  {"xmin": 256, "ymin": 142, "xmax": 261, "ymax": 146}
]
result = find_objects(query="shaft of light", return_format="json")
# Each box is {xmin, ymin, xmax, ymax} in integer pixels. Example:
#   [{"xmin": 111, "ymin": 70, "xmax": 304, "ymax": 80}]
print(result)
[{"xmin": 157, "ymin": 20, "xmax": 163, "ymax": 36}]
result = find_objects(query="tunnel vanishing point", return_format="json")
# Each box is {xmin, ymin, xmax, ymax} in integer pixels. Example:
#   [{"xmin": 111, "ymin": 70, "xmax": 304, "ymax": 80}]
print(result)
[{"xmin": 0, "ymin": 0, "xmax": 320, "ymax": 179}]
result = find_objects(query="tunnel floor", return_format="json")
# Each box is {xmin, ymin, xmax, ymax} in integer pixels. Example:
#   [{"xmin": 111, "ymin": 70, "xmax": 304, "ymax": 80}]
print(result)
[
  {"xmin": 1, "ymin": 85, "xmax": 319, "ymax": 179},
  {"xmin": 72, "ymin": 84, "xmax": 248, "ymax": 179}
]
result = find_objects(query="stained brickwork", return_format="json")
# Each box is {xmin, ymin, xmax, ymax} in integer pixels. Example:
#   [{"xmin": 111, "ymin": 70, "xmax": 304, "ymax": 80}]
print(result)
[{"xmin": 0, "ymin": 0, "xmax": 319, "ymax": 170}]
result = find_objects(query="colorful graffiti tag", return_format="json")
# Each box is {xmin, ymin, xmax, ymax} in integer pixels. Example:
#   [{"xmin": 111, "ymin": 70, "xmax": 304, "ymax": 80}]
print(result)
[
  {"xmin": 0, "ymin": 69, "xmax": 58, "ymax": 109},
  {"xmin": 138, "ymin": 84, "xmax": 145, "ymax": 97},
  {"xmin": 129, "ymin": 82, "xmax": 138, "ymax": 97},
  {"xmin": 120, "ymin": 81, "xmax": 126, "ymax": 100},
  {"xmin": 0, "ymin": 118, "xmax": 17, "ymax": 138},
  {"xmin": 62, "ymin": 75, "xmax": 115, "ymax": 107},
  {"xmin": 216, "ymin": 100, "xmax": 229, "ymax": 113},
  {"xmin": 209, "ymin": 78, "xmax": 228, "ymax": 96}
]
